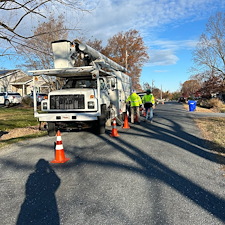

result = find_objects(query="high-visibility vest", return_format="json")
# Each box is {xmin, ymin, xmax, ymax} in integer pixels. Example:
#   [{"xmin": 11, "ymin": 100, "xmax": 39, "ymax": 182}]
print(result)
[
  {"xmin": 126, "ymin": 93, "xmax": 142, "ymax": 107},
  {"xmin": 142, "ymin": 94, "xmax": 155, "ymax": 104}
]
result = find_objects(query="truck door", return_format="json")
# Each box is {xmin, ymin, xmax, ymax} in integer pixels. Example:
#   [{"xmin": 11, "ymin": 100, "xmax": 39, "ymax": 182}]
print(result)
[{"xmin": 99, "ymin": 78, "xmax": 110, "ymax": 105}]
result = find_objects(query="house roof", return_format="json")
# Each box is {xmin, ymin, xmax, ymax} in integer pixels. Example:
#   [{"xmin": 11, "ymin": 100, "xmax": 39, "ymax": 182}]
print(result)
[
  {"xmin": 0, "ymin": 70, "xmax": 19, "ymax": 78},
  {"xmin": 10, "ymin": 76, "xmax": 33, "ymax": 85},
  {"xmin": 0, "ymin": 70, "xmax": 50, "ymax": 87}
]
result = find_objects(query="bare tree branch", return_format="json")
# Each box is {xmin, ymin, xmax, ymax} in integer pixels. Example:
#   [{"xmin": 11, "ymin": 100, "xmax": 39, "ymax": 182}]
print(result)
[
  {"xmin": 0, "ymin": 0, "xmax": 89, "ymax": 55},
  {"xmin": 192, "ymin": 12, "xmax": 225, "ymax": 79},
  {"xmin": 13, "ymin": 1, "xmax": 49, "ymax": 30}
]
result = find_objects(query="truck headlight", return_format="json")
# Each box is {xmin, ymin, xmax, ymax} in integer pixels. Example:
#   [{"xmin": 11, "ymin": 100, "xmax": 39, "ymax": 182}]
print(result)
[
  {"xmin": 88, "ymin": 101, "xmax": 95, "ymax": 109},
  {"xmin": 42, "ymin": 102, "xmax": 48, "ymax": 110}
]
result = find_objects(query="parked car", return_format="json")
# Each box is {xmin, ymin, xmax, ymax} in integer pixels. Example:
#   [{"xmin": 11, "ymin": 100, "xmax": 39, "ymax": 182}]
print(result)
[
  {"xmin": 178, "ymin": 97, "xmax": 186, "ymax": 103},
  {"xmin": 25, "ymin": 93, "xmax": 48, "ymax": 103},
  {"xmin": 0, "ymin": 92, "xmax": 22, "ymax": 107},
  {"xmin": 36, "ymin": 93, "xmax": 48, "ymax": 103}
]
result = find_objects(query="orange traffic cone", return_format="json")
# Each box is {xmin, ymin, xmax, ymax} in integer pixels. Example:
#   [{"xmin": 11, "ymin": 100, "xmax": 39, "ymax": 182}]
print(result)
[
  {"xmin": 51, "ymin": 130, "xmax": 70, "ymax": 163},
  {"xmin": 142, "ymin": 108, "xmax": 146, "ymax": 117},
  {"xmin": 110, "ymin": 118, "xmax": 120, "ymax": 137},
  {"xmin": 123, "ymin": 113, "xmax": 130, "ymax": 129}
]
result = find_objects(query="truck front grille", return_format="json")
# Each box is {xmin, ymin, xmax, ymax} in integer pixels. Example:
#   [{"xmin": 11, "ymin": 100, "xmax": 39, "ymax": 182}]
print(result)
[{"xmin": 50, "ymin": 95, "xmax": 85, "ymax": 109}]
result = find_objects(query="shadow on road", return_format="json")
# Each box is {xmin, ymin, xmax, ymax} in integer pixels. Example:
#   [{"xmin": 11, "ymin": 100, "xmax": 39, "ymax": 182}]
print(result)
[
  {"xmin": 61, "ymin": 102, "xmax": 225, "ymax": 222},
  {"xmin": 1, "ymin": 102, "xmax": 225, "ymax": 224},
  {"xmin": 16, "ymin": 159, "xmax": 61, "ymax": 225},
  {"xmin": 71, "ymin": 130, "xmax": 225, "ymax": 222}
]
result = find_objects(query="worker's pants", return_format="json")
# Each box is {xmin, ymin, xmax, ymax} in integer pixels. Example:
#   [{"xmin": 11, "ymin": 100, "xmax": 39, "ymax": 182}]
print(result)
[
  {"xmin": 130, "ymin": 106, "xmax": 140, "ymax": 123},
  {"xmin": 145, "ymin": 107, "xmax": 153, "ymax": 121}
]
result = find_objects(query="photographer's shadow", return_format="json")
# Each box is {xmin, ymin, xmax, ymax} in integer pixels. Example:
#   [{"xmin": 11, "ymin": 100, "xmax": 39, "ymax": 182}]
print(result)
[{"xmin": 17, "ymin": 159, "xmax": 61, "ymax": 225}]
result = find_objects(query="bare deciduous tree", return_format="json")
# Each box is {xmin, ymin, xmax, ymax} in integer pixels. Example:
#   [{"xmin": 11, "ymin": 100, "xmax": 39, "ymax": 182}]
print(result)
[
  {"xmin": 0, "ymin": 0, "xmax": 87, "ymax": 55},
  {"xmin": 18, "ymin": 14, "xmax": 68, "ymax": 70},
  {"xmin": 17, "ymin": 14, "xmax": 69, "ymax": 90},
  {"xmin": 142, "ymin": 82, "xmax": 151, "ymax": 92},
  {"xmin": 192, "ymin": 12, "xmax": 225, "ymax": 81}
]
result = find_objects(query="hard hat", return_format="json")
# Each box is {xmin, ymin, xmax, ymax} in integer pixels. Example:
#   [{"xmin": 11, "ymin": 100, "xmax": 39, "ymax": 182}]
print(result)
[{"xmin": 146, "ymin": 89, "xmax": 151, "ymax": 93}]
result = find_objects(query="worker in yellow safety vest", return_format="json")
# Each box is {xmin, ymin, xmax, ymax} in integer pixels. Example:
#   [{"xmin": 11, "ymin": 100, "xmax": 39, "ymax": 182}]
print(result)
[
  {"xmin": 126, "ymin": 89, "xmax": 142, "ymax": 124},
  {"xmin": 142, "ymin": 89, "xmax": 155, "ymax": 123}
]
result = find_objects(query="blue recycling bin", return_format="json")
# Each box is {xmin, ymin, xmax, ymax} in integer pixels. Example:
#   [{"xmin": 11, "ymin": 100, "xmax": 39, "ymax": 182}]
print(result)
[{"xmin": 188, "ymin": 100, "xmax": 197, "ymax": 111}]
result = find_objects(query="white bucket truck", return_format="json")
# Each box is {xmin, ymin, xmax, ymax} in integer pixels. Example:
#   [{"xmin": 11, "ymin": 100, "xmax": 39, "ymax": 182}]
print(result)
[{"xmin": 29, "ymin": 40, "xmax": 132, "ymax": 135}]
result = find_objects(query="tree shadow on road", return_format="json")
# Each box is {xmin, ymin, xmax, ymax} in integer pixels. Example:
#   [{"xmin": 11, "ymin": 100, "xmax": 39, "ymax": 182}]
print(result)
[
  {"xmin": 75, "ymin": 130, "xmax": 225, "ymax": 222},
  {"xmin": 61, "ymin": 102, "xmax": 225, "ymax": 222},
  {"xmin": 16, "ymin": 159, "xmax": 61, "ymax": 225},
  {"xmin": 2, "ymin": 102, "xmax": 225, "ymax": 224},
  {"xmin": 142, "ymin": 118, "xmax": 225, "ymax": 164}
]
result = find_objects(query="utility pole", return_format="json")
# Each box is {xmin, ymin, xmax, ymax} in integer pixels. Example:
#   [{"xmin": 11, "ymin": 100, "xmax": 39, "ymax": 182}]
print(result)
[
  {"xmin": 161, "ymin": 85, "xmax": 163, "ymax": 100},
  {"xmin": 125, "ymin": 50, "xmax": 128, "ymax": 70},
  {"xmin": 152, "ymin": 80, "xmax": 154, "ymax": 92}
]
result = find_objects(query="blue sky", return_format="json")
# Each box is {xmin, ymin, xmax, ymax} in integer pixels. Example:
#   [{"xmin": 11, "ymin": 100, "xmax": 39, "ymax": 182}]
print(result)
[{"xmin": 1, "ymin": 0, "xmax": 225, "ymax": 92}]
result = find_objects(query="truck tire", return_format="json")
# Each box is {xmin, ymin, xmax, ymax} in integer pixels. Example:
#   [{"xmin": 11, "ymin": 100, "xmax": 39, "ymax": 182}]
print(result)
[
  {"xmin": 96, "ymin": 105, "xmax": 106, "ymax": 135},
  {"xmin": 47, "ymin": 122, "xmax": 56, "ymax": 136}
]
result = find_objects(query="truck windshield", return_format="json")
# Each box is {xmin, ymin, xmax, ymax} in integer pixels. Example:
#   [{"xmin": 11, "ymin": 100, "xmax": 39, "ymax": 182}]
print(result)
[{"xmin": 62, "ymin": 79, "xmax": 97, "ymax": 89}]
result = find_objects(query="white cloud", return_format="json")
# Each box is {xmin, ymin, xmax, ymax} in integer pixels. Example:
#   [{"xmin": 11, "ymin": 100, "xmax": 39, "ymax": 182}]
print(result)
[
  {"xmin": 69, "ymin": 0, "xmax": 224, "ymax": 70},
  {"xmin": 1, "ymin": 0, "xmax": 224, "ymax": 43},
  {"xmin": 150, "ymin": 39, "xmax": 198, "ymax": 50},
  {"xmin": 144, "ymin": 39, "xmax": 198, "ymax": 66},
  {"xmin": 1, "ymin": 0, "xmax": 224, "ymax": 61},
  {"xmin": 75, "ymin": 0, "xmax": 225, "ymax": 42},
  {"xmin": 148, "ymin": 49, "xmax": 179, "ymax": 66}
]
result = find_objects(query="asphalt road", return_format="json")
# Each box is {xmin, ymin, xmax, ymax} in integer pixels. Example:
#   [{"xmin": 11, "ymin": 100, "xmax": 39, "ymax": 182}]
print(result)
[{"xmin": 0, "ymin": 102, "xmax": 225, "ymax": 225}]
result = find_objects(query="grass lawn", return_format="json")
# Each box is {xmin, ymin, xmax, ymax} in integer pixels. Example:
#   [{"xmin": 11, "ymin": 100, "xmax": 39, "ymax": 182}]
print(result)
[
  {"xmin": 0, "ymin": 107, "xmax": 38, "ymax": 130},
  {"xmin": 0, "ymin": 106, "xmax": 47, "ymax": 148}
]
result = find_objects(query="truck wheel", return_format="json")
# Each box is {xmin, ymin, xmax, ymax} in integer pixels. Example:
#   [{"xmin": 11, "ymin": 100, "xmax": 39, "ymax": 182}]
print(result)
[
  {"xmin": 47, "ymin": 122, "xmax": 56, "ymax": 136},
  {"xmin": 4, "ymin": 100, "xmax": 10, "ymax": 107},
  {"xmin": 96, "ymin": 105, "xmax": 106, "ymax": 134}
]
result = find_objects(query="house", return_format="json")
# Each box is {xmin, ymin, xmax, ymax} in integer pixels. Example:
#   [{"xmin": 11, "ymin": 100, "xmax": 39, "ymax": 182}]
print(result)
[
  {"xmin": 0, "ymin": 70, "xmax": 27, "ymax": 94},
  {"xmin": 0, "ymin": 70, "xmax": 50, "ymax": 96},
  {"xmin": 10, "ymin": 76, "xmax": 33, "ymax": 96}
]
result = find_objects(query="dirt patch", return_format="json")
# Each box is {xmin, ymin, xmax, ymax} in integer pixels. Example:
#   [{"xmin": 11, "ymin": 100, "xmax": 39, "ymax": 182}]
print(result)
[
  {"xmin": 195, "ymin": 117, "xmax": 225, "ymax": 171},
  {"xmin": 0, "ymin": 126, "xmax": 41, "ymax": 140}
]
